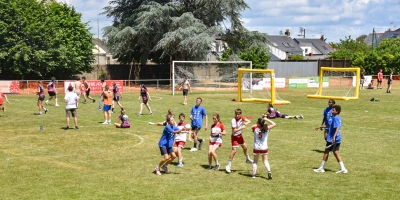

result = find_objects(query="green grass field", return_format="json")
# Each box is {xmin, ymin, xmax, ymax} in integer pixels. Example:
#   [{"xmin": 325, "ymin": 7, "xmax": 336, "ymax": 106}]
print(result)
[{"xmin": 1, "ymin": 86, "xmax": 399, "ymax": 199}]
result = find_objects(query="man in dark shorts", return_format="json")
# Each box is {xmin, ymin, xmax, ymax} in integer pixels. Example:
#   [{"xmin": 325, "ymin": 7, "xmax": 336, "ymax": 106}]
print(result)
[{"xmin": 82, "ymin": 76, "xmax": 95, "ymax": 104}]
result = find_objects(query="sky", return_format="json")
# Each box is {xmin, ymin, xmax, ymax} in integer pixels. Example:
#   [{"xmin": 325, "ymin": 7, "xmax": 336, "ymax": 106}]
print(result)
[{"xmin": 60, "ymin": 0, "xmax": 400, "ymax": 43}]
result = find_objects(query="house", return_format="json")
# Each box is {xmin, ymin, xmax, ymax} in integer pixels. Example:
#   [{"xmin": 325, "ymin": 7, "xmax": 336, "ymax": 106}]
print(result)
[
  {"xmin": 265, "ymin": 30, "xmax": 303, "ymax": 60},
  {"xmin": 293, "ymin": 35, "xmax": 334, "ymax": 60},
  {"xmin": 364, "ymin": 28, "xmax": 400, "ymax": 45},
  {"xmin": 92, "ymin": 38, "xmax": 119, "ymax": 65}
]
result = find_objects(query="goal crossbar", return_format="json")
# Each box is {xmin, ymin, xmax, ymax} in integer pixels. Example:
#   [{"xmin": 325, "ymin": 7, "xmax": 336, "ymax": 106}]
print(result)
[{"xmin": 172, "ymin": 61, "xmax": 252, "ymax": 95}]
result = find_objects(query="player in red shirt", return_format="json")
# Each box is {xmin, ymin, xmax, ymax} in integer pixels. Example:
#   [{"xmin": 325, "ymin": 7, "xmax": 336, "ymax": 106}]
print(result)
[
  {"xmin": 377, "ymin": 69, "xmax": 383, "ymax": 89},
  {"xmin": 207, "ymin": 114, "xmax": 226, "ymax": 170},
  {"xmin": 0, "ymin": 92, "xmax": 10, "ymax": 112}
]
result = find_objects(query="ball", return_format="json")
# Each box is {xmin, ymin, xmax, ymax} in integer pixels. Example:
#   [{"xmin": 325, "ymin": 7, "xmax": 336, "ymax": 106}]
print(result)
[{"xmin": 184, "ymin": 124, "xmax": 191, "ymax": 130}]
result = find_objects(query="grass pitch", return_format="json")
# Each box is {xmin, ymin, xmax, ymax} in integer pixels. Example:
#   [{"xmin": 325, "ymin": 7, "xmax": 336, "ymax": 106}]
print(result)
[{"xmin": 0, "ymin": 86, "xmax": 399, "ymax": 199}]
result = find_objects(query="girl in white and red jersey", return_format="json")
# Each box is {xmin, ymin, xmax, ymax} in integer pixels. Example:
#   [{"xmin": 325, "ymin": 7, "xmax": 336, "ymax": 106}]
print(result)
[
  {"xmin": 207, "ymin": 113, "xmax": 226, "ymax": 170},
  {"xmin": 251, "ymin": 117, "xmax": 276, "ymax": 179},
  {"xmin": 174, "ymin": 113, "xmax": 188, "ymax": 167}
]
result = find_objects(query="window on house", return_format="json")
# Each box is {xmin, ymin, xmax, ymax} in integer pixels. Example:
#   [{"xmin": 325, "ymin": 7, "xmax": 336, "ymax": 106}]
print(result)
[
  {"xmin": 392, "ymin": 34, "xmax": 398, "ymax": 38},
  {"xmin": 107, "ymin": 57, "xmax": 110, "ymax": 64},
  {"xmin": 272, "ymin": 42, "xmax": 278, "ymax": 47},
  {"xmin": 305, "ymin": 49, "xmax": 308, "ymax": 53}
]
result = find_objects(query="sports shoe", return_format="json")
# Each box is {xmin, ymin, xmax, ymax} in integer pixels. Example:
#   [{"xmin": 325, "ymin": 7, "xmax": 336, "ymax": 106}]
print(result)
[
  {"xmin": 83, "ymin": 101, "xmax": 87, "ymax": 104},
  {"xmin": 189, "ymin": 147, "xmax": 198, "ymax": 152},
  {"xmin": 150, "ymin": 112, "xmax": 153, "ymax": 115},
  {"xmin": 206, "ymin": 166, "xmax": 213, "ymax": 170},
  {"xmin": 300, "ymin": 115, "xmax": 304, "ymax": 119},
  {"xmin": 313, "ymin": 168, "xmax": 325, "ymax": 173},
  {"xmin": 246, "ymin": 158, "xmax": 253, "ymax": 164},
  {"xmin": 102, "ymin": 121, "xmax": 109, "ymax": 125},
  {"xmin": 214, "ymin": 165, "xmax": 220, "ymax": 170},
  {"xmin": 44, "ymin": 108, "xmax": 48, "ymax": 114},
  {"xmin": 2, "ymin": 107, "xmax": 5, "ymax": 112},
  {"xmin": 55, "ymin": 104, "xmax": 60, "ymax": 107},
  {"xmin": 336, "ymin": 169, "xmax": 348, "ymax": 174},
  {"xmin": 252, "ymin": 174, "xmax": 256, "ymax": 179},
  {"xmin": 198, "ymin": 140, "xmax": 204, "ymax": 150},
  {"xmin": 155, "ymin": 167, "xmax": 161, "ymax": 175},
  {"xmin": 64, "ymin": 126, "xmax": 69, "ymax": 130},
  {"xmin": 176, "ymin": 163, "xmax": 184, "ymax": 167},
  {"xmin": 294, "ymin": 116, "xmax": 298, "ymax": 119},
  {"xmin": 161, "ymin": 165, "xmax": 170, "ymax": 174},
  {"xmin": 225, "ymin": 165, "xmax": 231, "ymax": 173},
  {"xmin": 98, "ymin": 107, "xmax": 102, "ymax": 110},
  {"xmin": 45, "ymin": 100, "xmax": 49, "ymax": 105},
  {"xmin": 75, "ymin": 126, "xmax": 79, "ymax": 130},
  {"xmin": 268, "ymin": 172, "xmax": 272, "ymax": 179}
]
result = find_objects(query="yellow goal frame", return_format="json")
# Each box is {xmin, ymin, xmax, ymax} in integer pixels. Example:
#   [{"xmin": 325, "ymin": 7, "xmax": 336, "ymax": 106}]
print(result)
[
  {"xmin": 307, "ymin": 67, "xmax": 360, "ymax": 100},
  {"xmin": 237, "ymin": 68, "xmax": 290, "ymax": 105}
]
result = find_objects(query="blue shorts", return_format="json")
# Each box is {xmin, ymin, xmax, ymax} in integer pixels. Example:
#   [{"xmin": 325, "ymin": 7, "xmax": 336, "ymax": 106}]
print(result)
[
  {"xmin": 103, "ymin": 104, "xmax": 112, "ymax": 111},
  {"xmin": 191, "ymin": 125, "xmax": 202, "ymax": 130},
  {"xmin": 159, "ymin": 147, "xmax": 173, "ymax": 155}
]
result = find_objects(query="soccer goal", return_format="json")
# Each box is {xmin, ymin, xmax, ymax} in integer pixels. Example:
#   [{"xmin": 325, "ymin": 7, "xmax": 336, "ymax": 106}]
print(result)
[
  {"xmin": 307, "ymin": 67, "xmax": 360, "ymax": 100},
  {"xmin": 172, "ymin": 61, "xmax": 252, "ymax": 95},
  {"xmin": 237, "ymin": 68, "xmax": 291, "ymax": 105}
]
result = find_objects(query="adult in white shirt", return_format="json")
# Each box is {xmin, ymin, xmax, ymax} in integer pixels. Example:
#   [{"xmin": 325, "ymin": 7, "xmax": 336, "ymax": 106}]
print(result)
[{"xmin": 64, "ymin": 86, "xmax": 79, "ymax": 130}]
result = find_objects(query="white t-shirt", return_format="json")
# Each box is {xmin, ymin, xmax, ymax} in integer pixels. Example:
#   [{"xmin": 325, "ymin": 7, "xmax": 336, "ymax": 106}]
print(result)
[
  {"xmin": 231, "ymin": 116, "xmax": 246, "ymax": 136},
  {"xmin": 252, "ymin": 125, "xmax": 271, "ymax": 150},
  {"xmin": 175, "ymin": 122, "xmax": 187, "ymax": 142},
  {"xmin": 64, "ymin": 92, "xmax": 79, "ymax": 109}
]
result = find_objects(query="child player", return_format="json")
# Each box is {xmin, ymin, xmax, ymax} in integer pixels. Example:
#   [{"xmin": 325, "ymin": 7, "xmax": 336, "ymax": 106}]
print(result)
[
  {"xmin": 154, "ymin": 116, "xmax": 186, "ymax": 175},
  {"xmin": 207, "ymin": 113, "xmax": 226, "ymax": 170},
  {"xmin": 314, "ymin": 105, "xmax": 348, "ymax": 174},
  {"xmin": 189, "ymin": 97, "xmax": 207, "ymax": 152},
  {"xmin": 0, "ymin": 91, "xmax": 10, "ymax": 112},
  {"xmin": 174, "ymin": 113, "xmax": 188, "ymax": 167},
  {"xmin": 226, "ymin": 108, "xmax": 253, "ymax": 173}
]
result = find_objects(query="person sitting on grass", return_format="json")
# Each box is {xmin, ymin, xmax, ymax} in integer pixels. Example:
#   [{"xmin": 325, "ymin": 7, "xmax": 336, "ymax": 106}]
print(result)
[
  {"xmin": 368, "ymin": 80, "xmax": 375, "ymax": 89},
  {"xmin": 264, "ymin": 103, "xmax": 303, "ymax": 119},
  {"xmin": 114, "ymin": 110, "xmax": 130, "ymax": 128}
]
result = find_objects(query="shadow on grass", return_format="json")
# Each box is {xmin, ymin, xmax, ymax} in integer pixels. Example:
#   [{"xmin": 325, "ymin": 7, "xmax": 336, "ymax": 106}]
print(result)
[{"xmin": 312, "ymin": 149, "xmax": 326, "ymax": 153}]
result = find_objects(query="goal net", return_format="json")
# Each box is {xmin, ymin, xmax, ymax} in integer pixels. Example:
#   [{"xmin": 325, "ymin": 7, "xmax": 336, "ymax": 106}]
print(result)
[
  {"xmin": 172, "ymin": 61, "xmax": 252, "ymax": 95},
  {"xmin": 307, "ymin": 67, "xmax": 360, "ymax": 100},
  {"xmin": 238, "ymin": 68, "xmax": 290, "ymax": 105}
]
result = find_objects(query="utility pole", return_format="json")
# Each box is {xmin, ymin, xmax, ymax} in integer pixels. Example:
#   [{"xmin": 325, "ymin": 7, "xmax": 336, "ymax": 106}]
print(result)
[
  {"xmin": 371, "ymin": 28, "xmax": 379, "ymax": 74},
  {"xmin": 298, "ymin": 27, "xmax": 306, "ymax": 38}
]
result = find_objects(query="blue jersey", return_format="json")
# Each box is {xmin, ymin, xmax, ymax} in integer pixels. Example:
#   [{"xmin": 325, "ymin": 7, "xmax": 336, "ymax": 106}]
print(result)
[
  {"xmin": 323, "ymin": 107, "xmax": 333, "ymax": 126},
  {"xmin": 158, "ymin": 124, "xmax": 179, "ymax": 148},
  {"xmin": 190, "ymin": 105, "xmax": 207, "ymax": 128},
  {"xmin": 327, "ymin": 115, "xmax": 341, "ymax": 143}
]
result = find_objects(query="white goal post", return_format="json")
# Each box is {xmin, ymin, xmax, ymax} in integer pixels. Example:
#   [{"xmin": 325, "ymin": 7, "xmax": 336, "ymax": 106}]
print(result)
[{"xmin": 172, "ymin": 61, "xmax": 252, "ymax": 95}]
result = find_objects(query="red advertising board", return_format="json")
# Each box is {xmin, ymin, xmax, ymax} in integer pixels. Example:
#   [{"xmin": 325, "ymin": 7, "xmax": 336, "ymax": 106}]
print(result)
[{"xmin": 63, "ymin": 80, "xmax": 124, "ymax": 94}]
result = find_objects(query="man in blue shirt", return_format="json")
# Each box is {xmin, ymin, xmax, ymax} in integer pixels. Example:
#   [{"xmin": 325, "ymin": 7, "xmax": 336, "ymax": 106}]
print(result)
[{"xmin": 189, "ymin": 97, "xmax": 208, "ymax": 152}]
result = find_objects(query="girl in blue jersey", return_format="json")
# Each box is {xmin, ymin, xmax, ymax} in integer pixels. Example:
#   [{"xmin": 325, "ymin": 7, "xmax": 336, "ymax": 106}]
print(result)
[
  {"xmin": 138, "ymin": 84, "xmax": 152, "ymax": 115},
  {"xmin": 189, "ymin": 97, "xmax": 208, "ymax": 152},
  {"xmin": 314, "ymin": 105, "xmax": 348, "ymax": 174},
  {"xmin": 154, "ymin": 116, "xmax": 186, "ymax": 175},
  {"xmin": 36, "ymin": 81, "xmax": 48, "ymax": 115}
]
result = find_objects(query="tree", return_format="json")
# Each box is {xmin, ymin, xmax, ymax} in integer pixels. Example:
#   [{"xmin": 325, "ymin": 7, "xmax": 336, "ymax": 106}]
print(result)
[
  {"xmin": 0, "ymin": 0, "xmax": 94, "ymax": 80},
  {"xmin": 328, "ymin": 36, "xmax": 369, "ymax": 60},
  {"xmin": 288, "ymin": 54, "xmax": 303, "ymax": 61},
  {"xmin": 356, "ymin": 34, "xmax": 367, "ymax": 43},
  {"xmin": 102, "ymin": 0, "xmax": 269, "ymax": 66}
]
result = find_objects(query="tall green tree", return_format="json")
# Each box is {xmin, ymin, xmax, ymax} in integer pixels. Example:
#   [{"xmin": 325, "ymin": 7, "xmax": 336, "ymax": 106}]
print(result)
[
  {"xmin": 0, "ymin": 0, "xmax": 94, "ymax": 80},
  {"xmin": 102, "ymin": 0, "xmax": 269, "ymax": 66},
  {"xmin": 328, "ymin": 36, "xmax": 369, "ymax": 60}
]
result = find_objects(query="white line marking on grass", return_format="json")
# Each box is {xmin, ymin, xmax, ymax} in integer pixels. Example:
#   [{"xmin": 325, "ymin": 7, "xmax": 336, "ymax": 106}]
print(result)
[
  {"xmin": 151, "ymin": 96, "xmax": 163, "ymax": 101},
  {"xmin": 121, "ymin": 132, "xmax": 144, "ymax": 147}
]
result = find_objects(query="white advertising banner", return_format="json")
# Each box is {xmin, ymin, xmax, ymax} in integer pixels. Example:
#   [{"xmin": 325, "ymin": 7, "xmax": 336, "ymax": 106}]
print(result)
[{"xmin": 0, "ymin": 81, "xmax": 20, "ymax": 94}]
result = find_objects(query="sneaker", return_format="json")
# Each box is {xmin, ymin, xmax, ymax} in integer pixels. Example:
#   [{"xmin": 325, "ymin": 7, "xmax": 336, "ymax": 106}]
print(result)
[
  {"xmin": 336, "ymin": 169, "xmax": 348, "ymax": 174},
  {"xmin": 155, "ymin": 167, "xmax": 161, "ymax": 175},
  {"xmin": 189, "ymin": 147, "xmax": 198, "ymax": 152},
  {"xmin": 45, "ymin": 100, "xmax": 49, "ymax": 105},
  {"xmin": 176, "ymin": 163, "xmax": 184, "ymax": 167},
  {"xmin": 300, "ymin": 115, "xmax": 304, "ymax": 119},
  {"xmin": 44, "ymin": 108, "xmax": 48, "ymax": 114},
  {"xmin": 83, "ymin": 101, "xmax": 87, "ymax": 104},
  {"xmin": 214, "ymin": 165, "xmax": 220, "ymax": 170},
  {"xmin": 246, "ymin": 158, "xmax": 253, "ymax": 164},
  {"xmin": 102, "ymin": 121, "xmax": 109, "ymax": 125},
  {"xmin": 98, "ymin": 107, "xmax": 102, "ymax": 110},
  {"xmin": 111, "ymin": 111, "xmax": 114, "ymax": 113},
  {"xmin": 150, "ymin": 112, "xmax": 153, "ymax": 115},
  {"xmin": 2, "ymin": 107, "xmax": 5, "ymax": 112},
  {"xmin": 313, "ymin": 168, "xmax": 325, "ymax": 173},
  {"xmin": 198, "ymin": 140, "xmax": 204, "ymax": 150},
  {"xmin": 206, "ymin": 166, "xmax": 213, "ymax": 170},
  {"xmin": 268, "ymin": 172, "xmax": 272, "ymax": 179},
  {"xmin": 55, "ymin": 104, "xmax": 60, "ymax": 107},
  {"xmin": 294, "ymin": 116, "xmax": 298, "ymax": 119},
  {"xmin": 64, "ymin": 126, "xmax": 69, "ymax": 130},
  {"xmin": 252, "ymin": 174, "xmax": 256, "ymax": 179},
  {"xmin": 161, "ymin": 165, "xmax": 170, "ymax": 174},
  {"xmin": 75, "ymin": 126, "xmax": 79, "ymax": 130},
  {"xmin": 138, "ymin": 113, "xmax": 142, "ymax": 116},
  {"xmin": 225, "ymin": 165, "xmax": 231, "ymax": 173},
  {"xmin": 93, "ymin": 99, "xmax": 96, "ymax": 103},
  {"xmin": 107, "ymin": 121, "xmax": 111, "ymax": 124}
]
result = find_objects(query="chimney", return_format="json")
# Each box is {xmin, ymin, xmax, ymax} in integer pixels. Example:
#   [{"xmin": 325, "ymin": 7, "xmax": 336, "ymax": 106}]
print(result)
[
  {"xmin": 320, "ymin": 35, "xmax": 325, "ymax": 41},
  {"xmin": 285, "ymin": 29, "xmax": 290, "ymax": 36}
]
